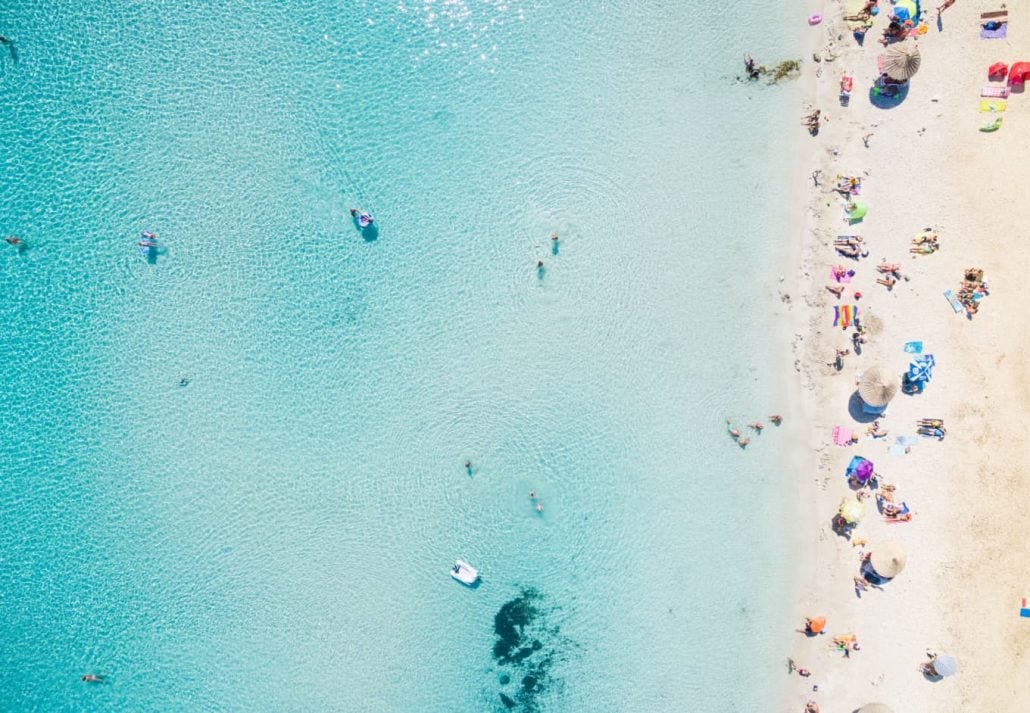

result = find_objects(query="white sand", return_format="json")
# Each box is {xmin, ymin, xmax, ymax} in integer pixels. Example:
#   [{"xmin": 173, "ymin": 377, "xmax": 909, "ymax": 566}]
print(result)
[{"xmin": 780, "ymin": 1, "xmax": 1030, "ymax": 711}]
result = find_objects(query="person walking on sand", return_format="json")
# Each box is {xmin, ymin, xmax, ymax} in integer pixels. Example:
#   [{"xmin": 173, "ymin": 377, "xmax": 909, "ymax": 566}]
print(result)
[
  {"xmin": 770, "ymin": 414, "xmax": 783, "ymax": 425},
  {"xmin": 937, "ymin": 0, "xmax": 956, "ymax": 15}
]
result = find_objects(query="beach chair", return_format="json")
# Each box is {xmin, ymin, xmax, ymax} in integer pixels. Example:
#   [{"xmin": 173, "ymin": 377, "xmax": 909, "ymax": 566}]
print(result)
[{"xmin": 981, "ymin": 85, "xmax": 1010, "ymax": 98}]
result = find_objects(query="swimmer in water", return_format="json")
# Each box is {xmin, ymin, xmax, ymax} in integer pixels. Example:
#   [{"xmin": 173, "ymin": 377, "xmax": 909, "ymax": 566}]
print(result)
[
  {"xmin": 81, "ymin": 674, "xmax": 104, "ymax": 683},
  {"xmin": 535, "ymin": 502, "xmax": 543, "ymax": 512}
]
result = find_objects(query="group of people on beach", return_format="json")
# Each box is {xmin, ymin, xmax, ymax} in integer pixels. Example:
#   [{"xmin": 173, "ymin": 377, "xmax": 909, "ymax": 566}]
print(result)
[{"xmin": 725, "ymin": 415, "xmax": 783, "ymax": 448}]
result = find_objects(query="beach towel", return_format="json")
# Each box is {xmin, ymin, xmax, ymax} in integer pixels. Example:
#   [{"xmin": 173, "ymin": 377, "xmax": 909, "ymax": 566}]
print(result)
[
  {"xmin": 889, "ymin": 443, "xmax": 909, "ymax": 456},
  {"xmin": 904, "ymin": 341, "xmax": 923, "ymax": 354},
  {"xmin": 831, "ymin": 266, "xmax": 854, "ymax": 283},
  {"xmin": 981, "ymin": 22, "xmax": 1008, "ymax": 39},
  {"xmin": 1020, "ymin": 596, "xmax": 1030, "ymax": 618},
  {"xmin": 943, "ymin": 289, "xmax": 964, "ymax": 313},
  {"xmin": 981, "ymin": 85, "xmax": 1010, "ymax": 98},
  {"xmin": 833, "ymin": 426, "xmax": 855, "ymax": 446},
  {"xmin": 979, "ymin": 99, "xmax": 1007, "ymax": 113},
  {"xmin": 834, "ymin": 305, "xmax": 857, "ymax": 329}
]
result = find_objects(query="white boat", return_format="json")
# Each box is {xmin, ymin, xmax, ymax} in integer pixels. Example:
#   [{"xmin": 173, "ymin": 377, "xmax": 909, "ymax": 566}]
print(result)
[{"xmin": 450, "ymin": 559, "xmax": 479, "ymax": 585}]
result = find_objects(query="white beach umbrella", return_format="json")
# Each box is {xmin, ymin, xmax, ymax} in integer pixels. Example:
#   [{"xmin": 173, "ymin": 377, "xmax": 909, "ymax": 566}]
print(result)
[{"xmin": 870, "ymin": 541, "xmax": 907, "ymax": 579}]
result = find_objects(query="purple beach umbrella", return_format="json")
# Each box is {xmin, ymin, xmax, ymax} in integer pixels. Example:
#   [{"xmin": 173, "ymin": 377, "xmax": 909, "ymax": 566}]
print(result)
[{"xmin": 855, "ymin": 459, "xmax": 875, "ymax": 482}]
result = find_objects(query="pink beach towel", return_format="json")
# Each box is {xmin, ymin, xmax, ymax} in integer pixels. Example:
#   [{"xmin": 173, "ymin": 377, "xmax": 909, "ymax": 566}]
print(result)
[
  {"xmin": 982, "ymin": 85, "xmax": 1010, "ymax": 98},
  {"xmin": 833, "ymin": 426, "xmax": 854, "ymax": 446},
  {"xmin": 831, "ymin": 266, "xmax": 854, "ymax": 283}
]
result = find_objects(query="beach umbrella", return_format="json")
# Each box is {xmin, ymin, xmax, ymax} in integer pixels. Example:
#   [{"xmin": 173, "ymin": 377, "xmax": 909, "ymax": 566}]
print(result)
[
  {"xmin": 856, "ymin": 705, "xmax": 894, "ymax": 713},
  {"xmin": 870, "ymin": 541, "xmax": 907, "ymax": 579},
  {"xmin": 839, "ymin": 497, "xmax": 865, "ymax": 524},
  {"xmin": 847, "ymin": 202, "xmax": 868, "ymax": 222},
  {"xmin": 883, "ymin": 43, "xmax": 921, "ymax": 82},
  {"xmin": 807, "ymin": 616, "xmax": 827, "ymax": 634},
  {"xmin": 858, "ymin": 367, "xmax": 898, "ymax": 407},
  {"xmin": 893, "ymin": 0, "xmax": 917, "ymax": 22},
  {"xmin": 931, "ymin": 654, "xmax": 958, "ymax": 677}
]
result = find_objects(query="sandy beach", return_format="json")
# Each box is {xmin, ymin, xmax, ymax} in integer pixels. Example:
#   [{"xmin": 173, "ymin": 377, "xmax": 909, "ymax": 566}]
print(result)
[{"xmin": 780, "ymin": 1, "xmax": 1030, "ymax": 711}]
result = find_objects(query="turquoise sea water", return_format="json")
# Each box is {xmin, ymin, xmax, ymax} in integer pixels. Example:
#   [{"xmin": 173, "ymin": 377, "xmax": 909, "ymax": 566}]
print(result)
[{"xmin": 0, "ymin": 2, "xmax": 803, "ymax": 710}]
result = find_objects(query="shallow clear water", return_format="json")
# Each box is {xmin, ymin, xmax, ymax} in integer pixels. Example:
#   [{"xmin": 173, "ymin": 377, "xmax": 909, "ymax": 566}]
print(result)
[{"xmin": 0, "ymin": 2, "xmax": 802, "ymax": 710}]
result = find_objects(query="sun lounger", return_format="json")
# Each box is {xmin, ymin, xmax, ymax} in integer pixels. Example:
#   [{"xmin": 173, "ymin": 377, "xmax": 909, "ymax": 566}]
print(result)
[
  {"xmin": 979, "ymin": 99, "xmax": 1007, "ymax": 112},
  {"xmin": 981, "ymin": 85, "xmax": 1010, "ymax": 98}
]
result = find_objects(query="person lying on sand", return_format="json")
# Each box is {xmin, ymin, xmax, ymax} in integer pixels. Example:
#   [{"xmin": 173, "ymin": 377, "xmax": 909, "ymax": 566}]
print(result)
[
  {"xmin": 886, "ymin": 511, "xmax": 913, "ymax": 523},
  {"xmin": 866, "ymin": 421, "xmax": 888, "ymax": 438},
  {"xmin": 805, "ymin": 701, "xmax": 820, "ymax": 713},
  {"xmin": 835, "ymin": 235, "xmax": 863, "ymax": 245},
  {"xmin": 836, "ymin": 244, "xmax": 868, "ymax": 259},
  {"xmin": 918, "ymin": 419, "xmax": 944, "ymax": 428},
  {"xmin": 827, "ymin": 285, "xmax": 845, "ymax": 298},
  {"xmin": 877, "ymin": 262, "xmax": 901, "ymax": 274},
  {"xmin": 876, "ymin": 275, "xmax": 897, "ymax": 289}
]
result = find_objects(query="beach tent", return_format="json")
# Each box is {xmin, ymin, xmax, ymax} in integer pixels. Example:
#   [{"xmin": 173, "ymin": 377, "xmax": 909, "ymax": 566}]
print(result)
[
  {"xmin": 856, "ymin": 705, "xmax": 894, "ymax": 713},
  {"xmin": 883, "ymin": 43, "xmax": 922, "ymax": 82},
  {"xmin": 869, "ymin": 541, "xmax": 907, "ymax": 579},
  {"xmin": 1008, "ymin": 62, "xmax": 1030, "ymax": 85},
  {"xmin": 930, "ymin": 654, "xmax": 958, "ymax": 677},
  {"xmin": 858, "ymin": 366, "xmax": 898, "ymax": 409}
]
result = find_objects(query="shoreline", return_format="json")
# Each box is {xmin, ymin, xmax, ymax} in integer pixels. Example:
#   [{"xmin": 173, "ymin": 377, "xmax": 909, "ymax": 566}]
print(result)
[{"xmin": 782, "ymin": 1, "xmax": 1030, "ymax": 711}]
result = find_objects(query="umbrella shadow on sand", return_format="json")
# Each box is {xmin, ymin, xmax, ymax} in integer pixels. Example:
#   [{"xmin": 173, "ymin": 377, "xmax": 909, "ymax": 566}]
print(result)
[
  {"xmin": 848, "ymin": 391, "xmax": 883, "ymax": 423},
  {"xmin": 869, "ymin": 82, "xmax": 910, "ymax": 109}
]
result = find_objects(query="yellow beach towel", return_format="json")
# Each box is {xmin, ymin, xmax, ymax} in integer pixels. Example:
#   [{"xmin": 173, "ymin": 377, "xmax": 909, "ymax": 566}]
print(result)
[{"xmin": 979, "ymin": 99, "xmax": 1007, "ymax": 113}]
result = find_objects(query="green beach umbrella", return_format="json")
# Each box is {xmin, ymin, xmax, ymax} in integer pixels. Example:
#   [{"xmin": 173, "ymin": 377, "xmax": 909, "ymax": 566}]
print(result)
[
  {"xmin": 847, "ymin": 202, "xmax": 868, "ymax": 222},
  {"xmin": 839, "ymin": 497, "xmax": 865, "ymax": 524},
  {"xmin": 883, "ymin": 42, "xmax": 921, "ymax": 82}
]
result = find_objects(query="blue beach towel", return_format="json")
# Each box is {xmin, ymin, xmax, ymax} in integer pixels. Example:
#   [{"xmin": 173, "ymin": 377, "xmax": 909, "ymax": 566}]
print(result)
[
  {"xmin": 904, "ymin": 341, "xmax": 923, "ymax": 354},
  {"xmin": 944, "ymin": 289, "xmax": 963, "ymax": 313}
]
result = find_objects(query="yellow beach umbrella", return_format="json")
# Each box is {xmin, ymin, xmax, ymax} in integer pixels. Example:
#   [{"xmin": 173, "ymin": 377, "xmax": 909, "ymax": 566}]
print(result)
[{"xmin": 839, "ymin": 497, "xmax": 865, "ymax": 524}]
